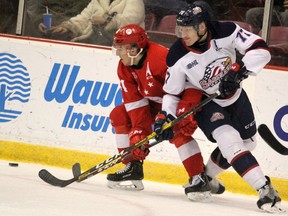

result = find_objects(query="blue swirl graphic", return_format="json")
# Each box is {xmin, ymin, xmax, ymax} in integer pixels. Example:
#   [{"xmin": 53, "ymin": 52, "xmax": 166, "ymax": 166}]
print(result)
[{"xmin": 0, "ymin": 53, "xmax": 31, "ymax": 122}]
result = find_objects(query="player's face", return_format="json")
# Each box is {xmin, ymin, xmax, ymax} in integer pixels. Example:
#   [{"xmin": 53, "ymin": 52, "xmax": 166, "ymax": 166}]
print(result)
[
  {"xmin": 112, "ymin": 44, "xmax": 133, "ymax": 66},
  {"xmin": 176, "ymin": 26, "xmax": 199, "ymax": 46},
  {"xmin": 176, "ymin": 22, "xmax": 207, "ymax": 46}
]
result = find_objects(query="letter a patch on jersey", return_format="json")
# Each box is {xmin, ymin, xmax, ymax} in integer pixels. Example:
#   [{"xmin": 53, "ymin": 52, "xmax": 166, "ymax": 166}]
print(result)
[{"xmin": 146, "ymin": 62, "xmax": 153, "ymax": 79}]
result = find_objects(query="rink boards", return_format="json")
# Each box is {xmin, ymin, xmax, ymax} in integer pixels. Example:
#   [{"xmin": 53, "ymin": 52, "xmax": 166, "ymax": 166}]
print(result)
[{"xmin": 0, "ymin": 34, "xmax": 287, "ymax": 200}]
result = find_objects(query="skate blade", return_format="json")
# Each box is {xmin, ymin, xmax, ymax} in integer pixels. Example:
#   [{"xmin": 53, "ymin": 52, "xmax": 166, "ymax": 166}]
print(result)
[
  {"xmin": 107, "ymin": 180, "xmax": 144, "ymax": 191},
  {"xmin": 260, "ymin": 202, "xmax": 286, "ymax": 214},
  {"xmin": 187, "ymin": 191, "xmax": 212, "ymax": 202}
]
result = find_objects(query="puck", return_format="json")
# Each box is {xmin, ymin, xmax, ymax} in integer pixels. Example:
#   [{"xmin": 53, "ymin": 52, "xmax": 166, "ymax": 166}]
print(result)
[{"xmin": 9, "ymin": 163, "xmax": 19, "ymax": 167}]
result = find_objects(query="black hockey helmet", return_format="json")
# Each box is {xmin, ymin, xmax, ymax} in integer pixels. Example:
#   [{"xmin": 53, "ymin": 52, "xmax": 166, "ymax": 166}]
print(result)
[{"xmin": 176, "ymin": 1, "xmax": 213, "ymax": 28}]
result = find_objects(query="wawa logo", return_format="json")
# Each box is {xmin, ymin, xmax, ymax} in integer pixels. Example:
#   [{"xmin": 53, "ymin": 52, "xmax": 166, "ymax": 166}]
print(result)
[
  {"xmin": 0, "ymin": 53, "xmax": 31, "ymax": 123},
  {"xmin": 44, "ymin": 63, "xmax": 123, "ymax": 133}
]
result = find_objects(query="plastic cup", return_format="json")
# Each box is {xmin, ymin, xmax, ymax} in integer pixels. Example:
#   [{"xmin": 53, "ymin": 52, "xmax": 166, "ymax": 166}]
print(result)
[{"xmin": 43, "ymin": 13, "xmax": 53, "ymax": 29}]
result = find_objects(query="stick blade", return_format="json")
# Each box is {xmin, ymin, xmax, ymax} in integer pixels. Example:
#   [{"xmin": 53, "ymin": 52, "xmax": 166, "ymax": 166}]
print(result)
[
  {"xmin": 258, "ymin": 124, "xmax": 288, "ymax": 155},
  {"xmin": 38, "ymin": 169, "xmax": 76, "ymax": 187},
  {"xmin": 72, "ymin": 163, "xmax": 81, "ymax": 178}
]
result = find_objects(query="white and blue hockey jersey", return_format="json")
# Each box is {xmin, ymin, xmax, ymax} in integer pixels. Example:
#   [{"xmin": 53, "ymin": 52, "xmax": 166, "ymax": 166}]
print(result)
[{"xmin": 162, "ymin": 21, "xmax": 270, "ymax": 115}]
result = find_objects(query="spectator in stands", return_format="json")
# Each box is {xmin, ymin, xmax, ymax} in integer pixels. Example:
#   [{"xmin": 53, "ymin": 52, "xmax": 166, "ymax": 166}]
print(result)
[
  {"xmin": 246, "ymin": 0, "xmax": 288, "ymax": 34},
  {"xmin": 24, "ymin": 0, "xmax": 91, "ymax": 37},
  {"xmin": 38, "ymin": 0, "xmax": 145, "ymax": 46}
]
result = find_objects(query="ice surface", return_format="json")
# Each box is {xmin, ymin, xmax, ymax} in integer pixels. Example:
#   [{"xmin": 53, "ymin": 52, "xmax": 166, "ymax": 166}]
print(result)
[{"xmin": 0, "ymin": 160, "xmax": 287, "ymax": 216}]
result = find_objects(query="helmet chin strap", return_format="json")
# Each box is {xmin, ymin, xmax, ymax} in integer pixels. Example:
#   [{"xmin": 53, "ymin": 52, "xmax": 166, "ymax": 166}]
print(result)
[
  {"xmin": 196, "ymin": 29, "xmax": 208, "ymax": 43},
  {"xmin": 128, "ymin": 48, "xmax": 143, "ymax": 66}
]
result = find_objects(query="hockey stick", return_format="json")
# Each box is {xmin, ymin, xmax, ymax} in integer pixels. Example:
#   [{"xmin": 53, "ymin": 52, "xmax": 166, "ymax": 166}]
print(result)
[
  {"xmin": 38, "ymin": 91, "xmax": 220, "ymax": 187},
  {"xmin": 39, "ymin": 140, "xmax": 164, "ymax": 187},
  {"xmin": 71, "ymin": 138, "xmax": 165, "ymax": 178},
  {"xmin": 71, "ymin": 139, "xmax": 162, "ymax": 179},
  {"xmin": 39, "ymin": 139, "xmax": 163, "ymax": 187},
  {"xmin": 258, "ymin": 124, "xmax": 288, "ymax": 155}
]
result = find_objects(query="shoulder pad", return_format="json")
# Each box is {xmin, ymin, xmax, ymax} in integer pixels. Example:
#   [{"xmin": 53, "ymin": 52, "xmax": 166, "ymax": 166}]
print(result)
[{"xmin": 210, "ymin": 21, "xmax": 237, "ymax": 39}]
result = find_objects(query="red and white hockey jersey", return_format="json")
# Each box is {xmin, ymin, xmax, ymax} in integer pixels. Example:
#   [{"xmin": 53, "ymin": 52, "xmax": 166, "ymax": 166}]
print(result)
[{"xmin": 117, "ymin": 41, "xmax": 168, "ymax": 133}]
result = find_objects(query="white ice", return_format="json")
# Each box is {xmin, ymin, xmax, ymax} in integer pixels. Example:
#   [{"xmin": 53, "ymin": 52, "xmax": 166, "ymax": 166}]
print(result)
[{"xmin": 0, "ymin": 160, "xmax": 287, "ymax": 216}]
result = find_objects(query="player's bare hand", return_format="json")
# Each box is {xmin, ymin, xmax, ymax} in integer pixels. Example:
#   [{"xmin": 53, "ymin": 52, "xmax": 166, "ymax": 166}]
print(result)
[
  {"xmin": 49, "ymin": 26, "xmax": 69, "ymax": 34},
  {"xmin": 38, "ymin": 23, "xmax": 49, "ymax": 33},
  {"xmin": 90, "ymin": 15, "xmax": 106, "ymax": 25}
]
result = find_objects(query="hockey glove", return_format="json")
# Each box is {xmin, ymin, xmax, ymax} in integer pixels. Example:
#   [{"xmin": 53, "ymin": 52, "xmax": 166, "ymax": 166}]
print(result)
[
  {"xmin": 174, "ymin": 100, "xmax": 198, "ymax": 137},
  {"xmin": 128, "ymin": 129, "xmax": 150, "ymax": 161},
  {"xmin": 154, "ymin": 111, "xmax": 175, "ymax": 141},
  {"xmin": 219, "ymin": 61, "xmax": 249, "ymax": 98}
]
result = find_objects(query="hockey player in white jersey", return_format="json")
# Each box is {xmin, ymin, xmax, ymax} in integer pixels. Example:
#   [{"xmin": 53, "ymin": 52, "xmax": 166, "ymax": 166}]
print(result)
[{"xmin": 154, "ymin": 1, "xmax": 284, "ymax": 213}]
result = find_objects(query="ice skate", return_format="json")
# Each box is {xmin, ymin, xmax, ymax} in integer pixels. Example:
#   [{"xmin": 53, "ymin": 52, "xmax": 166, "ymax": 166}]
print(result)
[
  {"xmin": 183, "ymin": 175, "xmax": 224, "ymax": 195},
  {"xmin": 207, "ymin": 176, "xmax": 225, "ymax": 194},
  {"xmin": 107, "ymin": 160, "xmax": 144, "ymax": 191},
  {"xmin": 257, "ymin": 176, "xmax": 285, "ymax": 213},
  {"xmin": 184, "ymin": 172, "xmax": 211, "ymax": 202}
]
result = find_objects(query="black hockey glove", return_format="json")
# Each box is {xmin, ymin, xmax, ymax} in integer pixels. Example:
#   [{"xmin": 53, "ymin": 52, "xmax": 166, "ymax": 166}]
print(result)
[
  {"xmin": 154, "ymin": 111, "xmax": 175, "ymax": 141},
  {"xmin": 219, "ymin": 61, "xmax": 249, "ymax": 98}
]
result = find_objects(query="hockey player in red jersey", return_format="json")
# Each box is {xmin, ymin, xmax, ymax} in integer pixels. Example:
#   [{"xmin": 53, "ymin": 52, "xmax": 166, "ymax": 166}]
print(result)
[
  {"xmin": 106, "ymin": 24, "xmax": 224, "ymax": 198},
  {"xmin": 153, "ymin": 1, "xmax": 283, "ymax": 212}
]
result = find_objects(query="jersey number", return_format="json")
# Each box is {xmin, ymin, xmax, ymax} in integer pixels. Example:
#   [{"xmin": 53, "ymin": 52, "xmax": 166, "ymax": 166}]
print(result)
[{"xmin": 236, "ymin": 29, "xmax": 251, "ymax": 42}]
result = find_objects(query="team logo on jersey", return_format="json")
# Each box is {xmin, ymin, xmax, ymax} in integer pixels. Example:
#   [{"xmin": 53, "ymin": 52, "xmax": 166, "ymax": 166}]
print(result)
[
  {"xmin": 128, "ymin": 129, "xmax": 143, "ymax": 138},
  {"xmin": 199, "ymin": 57, "xmax": 231, "ymax": 89},
  {"xmin": 244, "ymin": 120, "xmax": 256, "ymax": 129},
  {"xmin": 0, "ymin": 53, "xmax": 31, "ymax": 123},
  {"xmin": 210, "ymin": 112, "xmax": 225, "ymax": 122},
  {"xmin": 186, "ymin": 60, "xmax": 198, "ymax": 69}
]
